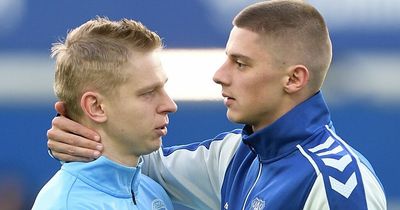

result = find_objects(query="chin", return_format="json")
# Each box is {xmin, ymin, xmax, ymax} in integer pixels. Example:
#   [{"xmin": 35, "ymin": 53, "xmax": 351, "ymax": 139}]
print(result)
[
  {"xmin": 227, "ymin": 111, "xmax": 244, "ymax": 124},
  {"xmin": 150, "ymin": 140, "xmax": 162, "ymax": 151},
  {"xmin": 141, "ymin": 146, "xmax": 160, "ymax": 156}
]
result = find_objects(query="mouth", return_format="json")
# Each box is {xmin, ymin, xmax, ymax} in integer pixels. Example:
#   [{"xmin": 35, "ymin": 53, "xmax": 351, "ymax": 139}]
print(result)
[
  {"xmin": 155, "ymin": 124, "xmax": 168, "ymax": 136},
  {"xmin": 222, "ymin": 92, "xmax": 234, "ymax": 99},
  {"xmin": 222, "ymin": 92, "xmax": 235, "ymax": 106}
]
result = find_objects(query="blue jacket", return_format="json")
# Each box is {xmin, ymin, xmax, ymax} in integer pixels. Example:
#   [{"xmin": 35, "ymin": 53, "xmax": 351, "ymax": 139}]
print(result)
[
  {"xmin": 33, "ymin": 156, "xmax": 173, "ymax": 210},
  {"xmin": 143, "ymin": 92, "xmax": 386, "ymax": 210}
]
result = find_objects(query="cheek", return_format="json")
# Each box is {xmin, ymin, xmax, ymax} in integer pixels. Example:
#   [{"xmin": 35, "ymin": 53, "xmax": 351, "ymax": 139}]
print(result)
[
  {"xmin": 125, "ymin": 104, "xmax": 154, "ymax": 125},
  {"xmin": 253, "ymin": 71, "xmax": 283, "ymax": 92},
  {"xmin": 111, "ymin": 101, "xmax": 152, "ymax": 126},
  {"xmin": 114, "ymin": 108, "xmax": 154, "ymax": 142},
  {"xmin": 240, "ymin": 73, "xmax": 283, "ymax": 108},
  {"xmin": 239, "ymin": 74, "xmax": 269, "ymax": 98}
]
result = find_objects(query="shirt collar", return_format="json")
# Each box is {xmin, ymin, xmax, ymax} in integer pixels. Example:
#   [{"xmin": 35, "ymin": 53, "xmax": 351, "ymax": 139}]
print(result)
[
  {"xmin": 242, "ymin": 91, "xmax": 331, "ymax": 162},
  {"xmin": 62, "ymin": 156, "xmax": 143, "ymax": 197}
]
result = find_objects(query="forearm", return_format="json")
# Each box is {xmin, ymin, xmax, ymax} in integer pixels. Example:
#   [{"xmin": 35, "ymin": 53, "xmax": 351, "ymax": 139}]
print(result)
[{"xmin": 142, "ymin": 131, "xmax": 242, "ymax": 209}]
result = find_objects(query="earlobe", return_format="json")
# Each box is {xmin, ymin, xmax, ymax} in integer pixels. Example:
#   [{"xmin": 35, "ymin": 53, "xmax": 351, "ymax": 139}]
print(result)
[
  {"xmin": 284, "ymin": 65, "xmax": 309, "ymax": 93},
  {"xmin": 80, "ymin": 92, "xmax": 107, "ymax": 123}
]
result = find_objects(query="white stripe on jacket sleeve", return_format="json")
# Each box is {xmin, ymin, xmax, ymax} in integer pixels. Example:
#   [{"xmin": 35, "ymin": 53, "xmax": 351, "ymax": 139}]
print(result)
[{"xmin": 142, "ymin": 132, "xmax": 242, "ymax": 210}]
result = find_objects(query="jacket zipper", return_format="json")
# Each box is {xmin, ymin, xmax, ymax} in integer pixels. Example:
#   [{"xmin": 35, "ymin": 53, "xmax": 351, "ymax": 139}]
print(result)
[
  {"xmin": 131, "ymin": 163, "xmax": 140, "ymax": 206},
  {"xmin": 131, "ymin": 189, "xmax": 137, "ymax": 205},
  {"xmin": 241, "ymin": 162, "xmax": 262, "ymax": 210}
]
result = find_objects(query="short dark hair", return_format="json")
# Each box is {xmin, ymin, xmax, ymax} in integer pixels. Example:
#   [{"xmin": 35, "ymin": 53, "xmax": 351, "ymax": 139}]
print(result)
[{"xmin": 234, "ymin": 0, "xmax": 332, "ymax": 90}]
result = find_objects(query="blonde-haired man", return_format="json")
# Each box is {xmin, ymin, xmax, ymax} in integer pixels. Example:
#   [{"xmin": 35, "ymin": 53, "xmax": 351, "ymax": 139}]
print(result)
[
  {"xmin": 33, "ymin": 17, "xmax": 176, "ymax": 209},
  {"xmin": 47, "ymin": 1, "xmax": 386, "ymax": 209}
]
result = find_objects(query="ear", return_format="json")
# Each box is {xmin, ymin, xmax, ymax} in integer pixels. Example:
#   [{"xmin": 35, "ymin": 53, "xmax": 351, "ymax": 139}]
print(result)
[
  {"xmin": 283, "ymin": 65, "xmax": 309, "ymax": 94},
  {"xmin": 80, "ymin": 92, "xmax": 107, "ymax": 123}
]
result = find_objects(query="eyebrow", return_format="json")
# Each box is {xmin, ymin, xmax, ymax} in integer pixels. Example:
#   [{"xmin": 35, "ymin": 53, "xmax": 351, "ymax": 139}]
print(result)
[
  {"xmin": 136, "ymin": 78, "xmax": 168, "ymax": 93},
  {"xmin": 227, "ymin": 52, "xmax": 252, "ymax": 63}
]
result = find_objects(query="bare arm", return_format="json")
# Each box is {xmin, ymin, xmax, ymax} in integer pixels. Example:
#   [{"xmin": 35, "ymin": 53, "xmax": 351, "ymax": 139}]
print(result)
[{"xmin": 47, "ymin": 102, "xmax": 103, "ymax": 162}]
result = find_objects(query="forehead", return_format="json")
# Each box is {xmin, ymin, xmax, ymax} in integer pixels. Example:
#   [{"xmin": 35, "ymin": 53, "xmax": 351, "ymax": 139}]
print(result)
[
  {"xmin": 226, "ymin": 26, "xmax": 270, "ymax": 60},
  {"xmin": 123, "ymin": 51, "xmax": 167, "ymax": 88}
]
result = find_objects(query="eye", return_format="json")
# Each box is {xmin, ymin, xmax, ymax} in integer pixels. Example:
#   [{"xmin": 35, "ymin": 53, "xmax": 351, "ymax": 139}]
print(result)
[
  {"xmin": 235, "ymin": 60, "xmax": 246, "ymax": 69},
  {"xmin": 142, "ymin": 89, "xmax": 156, "ymax": 97}
]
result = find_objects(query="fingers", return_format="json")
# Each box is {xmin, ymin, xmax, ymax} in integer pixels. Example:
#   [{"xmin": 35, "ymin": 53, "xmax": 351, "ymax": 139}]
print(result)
[
  {"xmin": 47, "ymin": 130, "xmax": 102, "ymax": 160},
  {"xmin": 55, "ymin": 101, "xmax": 67, "ymax": 116},
  {"xmin": 47, "ymin": 116, "xmax": 103, "ymax": 161},
  {"xmin": 52, "ymin": 116, "xmax": 101, "ymax": 143},
  {"xmin": 50, "ymin": 150, "xmax": 96, "ymax": 163}
]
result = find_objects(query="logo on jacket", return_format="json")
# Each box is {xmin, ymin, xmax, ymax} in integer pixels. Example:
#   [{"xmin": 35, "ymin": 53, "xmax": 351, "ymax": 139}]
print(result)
[
  {"xmin": 152, "ymin": 199, "xmax": 167, "ymax": 210},
  {"xmin": 307, "ymin": 136, "xmax": 358, "ymax": 198},
  {"xmin": 250, "ymin": 197, "xmax": 265, "ymax": 210}
]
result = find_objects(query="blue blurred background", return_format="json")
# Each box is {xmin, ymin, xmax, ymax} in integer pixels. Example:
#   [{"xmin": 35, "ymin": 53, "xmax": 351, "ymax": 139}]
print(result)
[{"xmin": 1, "ymin": 0, "xmax": 399, "ymax": 209}]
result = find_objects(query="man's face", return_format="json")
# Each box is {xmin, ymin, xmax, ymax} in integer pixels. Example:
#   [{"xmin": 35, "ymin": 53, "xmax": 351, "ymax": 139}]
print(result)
[
  {"xmin": 213, "ymin": 26, "xmax": 288, "ymax": 131},
  {"xmin": 103, "ymin": 50, "xmax": 177, "ymax": 157}
]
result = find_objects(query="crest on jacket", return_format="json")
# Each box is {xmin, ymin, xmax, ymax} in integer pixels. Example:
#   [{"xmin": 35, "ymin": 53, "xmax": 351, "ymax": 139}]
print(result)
[
  {"xmin": 152, "ymin": 199, "xmax": 167, "ymax": 210},
  {"xmin": 250, "ymin": 197, "xmax": 265, "ymax": 210}
]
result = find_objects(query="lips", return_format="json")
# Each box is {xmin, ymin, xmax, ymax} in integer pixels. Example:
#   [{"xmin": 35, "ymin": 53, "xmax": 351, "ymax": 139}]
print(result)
[
  {"xmin": 155, "ymin": 123, "xmax": 168, "ymax": 136},
  {"xmin": 222, "ymin": 92, "xmax": 235, "ymax": 106},
  {"xmin": 222, "ymin": 91, "xmax": 235, "ymax": 99}
]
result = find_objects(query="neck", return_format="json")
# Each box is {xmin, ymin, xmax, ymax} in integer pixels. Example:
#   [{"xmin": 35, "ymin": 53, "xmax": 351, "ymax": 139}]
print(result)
[
  {"xmin": 81, "ymin": 121, "xmax": 141, "ymax": 167},
  {"xmin": 251, "ymin": 91, "xmax": 314, "ymax": 132},
  {"xmin": 102, "ymin": 150, "xmax": 140, "ymax": 167},
  {"xmin": 92, "ymin": 129, "xmax": 140, "ymax": 167},
  {"xmin": 100, "ymin": 133, "xmax": 140, "ymax": 167}
]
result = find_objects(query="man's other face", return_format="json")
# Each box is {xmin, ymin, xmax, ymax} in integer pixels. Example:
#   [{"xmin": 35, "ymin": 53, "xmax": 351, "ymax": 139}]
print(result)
[
  {"xmin": 213, "ymin": 27, "xmax": 288, "ymax": 131},
  {"xmin": 103, "ymin": 50, "xmax": 177, "ymax": 157}
]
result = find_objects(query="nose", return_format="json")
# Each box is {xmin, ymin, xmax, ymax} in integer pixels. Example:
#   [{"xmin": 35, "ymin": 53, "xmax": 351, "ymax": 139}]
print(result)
[
  {"xmin": 213, "ymin": 59, "xmax": 229, "ymax": 86},
  {"xmin": 158, "ymin": 89, "xmax": 178, "ymax": 114}
]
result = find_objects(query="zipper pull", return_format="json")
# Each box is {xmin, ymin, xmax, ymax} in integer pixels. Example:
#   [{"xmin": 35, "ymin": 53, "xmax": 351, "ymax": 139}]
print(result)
[{"xmin": 131, "ymin": 189, "xmax": 137, "ymax": 205}]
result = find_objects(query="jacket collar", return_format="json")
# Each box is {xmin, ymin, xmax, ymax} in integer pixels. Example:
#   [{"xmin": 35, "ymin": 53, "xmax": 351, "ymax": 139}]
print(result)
[
  {"xmin": 62, "ymin": 156, "xmax": 142, "ymax": 198},
  {"xmin": 242, "ymin": 91, "xmax": 331, "ymax": 162}
]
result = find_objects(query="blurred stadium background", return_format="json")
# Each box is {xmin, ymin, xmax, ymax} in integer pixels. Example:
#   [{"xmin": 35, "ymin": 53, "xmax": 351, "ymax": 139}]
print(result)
[{"xmin": 0, "ymin": 0, "xmax": 399, "ymax": 209}]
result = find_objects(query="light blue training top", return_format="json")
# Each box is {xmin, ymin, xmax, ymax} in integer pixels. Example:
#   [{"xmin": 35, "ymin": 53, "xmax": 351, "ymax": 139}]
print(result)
[{"xmin": 32, "ymin": 156, "xmax": 173, "ymax": 210}]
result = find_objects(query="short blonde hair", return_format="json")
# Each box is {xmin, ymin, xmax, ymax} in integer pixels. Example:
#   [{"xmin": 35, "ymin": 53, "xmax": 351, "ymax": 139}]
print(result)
[
  {"xmin": 234, "ymin": 0, "xmax": 332, "ymax": 91},
  {"xmin": 52, "ymin": 17, "xmax": 162, "ymax": 120}
]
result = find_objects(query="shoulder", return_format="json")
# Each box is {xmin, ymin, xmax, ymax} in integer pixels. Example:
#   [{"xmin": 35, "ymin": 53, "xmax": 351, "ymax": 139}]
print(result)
[
  {"xmin": 297, "ymin": 125, "xmax": 386, "ymax": 209},
  {"xmin": 162, "ymin": 129, "xmax": 242, "ymax": 155},
  {"xmin": 33, "ymin": 168, "xmax": 110, "ymax": 210},
  {"xmin": 32, "ymin": 169, "xmax": 77, "ymax": 210}
]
